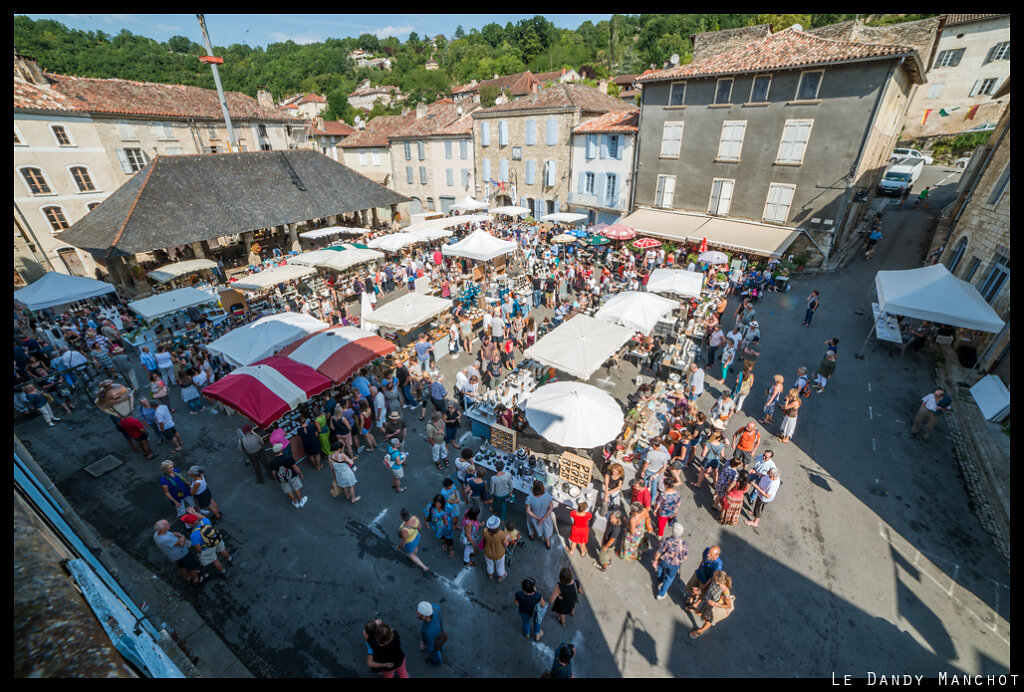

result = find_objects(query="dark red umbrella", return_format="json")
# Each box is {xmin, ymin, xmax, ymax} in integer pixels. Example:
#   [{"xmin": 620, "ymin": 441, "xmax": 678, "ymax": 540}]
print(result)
[
  {"xmin": 203, "ymin": 357, "xmax": 331, "ymax": 428},
  {"xmin": 600, "ymin": 224, "xmax": 636, "ymax": 240}
]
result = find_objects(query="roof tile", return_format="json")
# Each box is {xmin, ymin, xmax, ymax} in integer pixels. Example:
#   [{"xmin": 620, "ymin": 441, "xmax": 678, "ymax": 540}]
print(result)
[
  {"xmin": 572, "ymin": 109, "xmax": 639, "ymax": 134},
  {"xmin": 475, "ymin": 83, "xmax": 635, "ymax": 115}
]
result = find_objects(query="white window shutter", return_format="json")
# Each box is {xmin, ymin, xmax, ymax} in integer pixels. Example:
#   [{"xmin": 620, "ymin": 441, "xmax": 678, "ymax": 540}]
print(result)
[
  {"xmin": 446, "ymin": 168, "xmax": 454, "ymax": 186},
  {"xmin": 616, "ymin": 135, "xmax": 624, "ymax": 160},
  {"xmin": 499, "ymin": 120, "xmax": 508, "ymax": 146},
  {"xmin": 444, "ymin": 141, "xmax": 453, "ymax": 159},
  {"xmin": 481, "ymin": 122, "xmax": 490, "ymax": 147},
  {"xmin": 482, "ymin": 158, "xmax": 490, "ymax": 181},
  {"xmin": 526, "ymin": 160, "xmax": 535, "ymax": 185},
  {"xmin": 500, "ymin": 158, "xmax": 509, "ymax": 182},
  {"xmin": 116, "ymin": 149, "xmax": 133, "ymax": 173},
  {"xmin": 548, "ymin": 160, "xmax": 557, "ymax": 186},
  {"xmin": 599, "ymin": 135, "xmax": 609, "ymax": 159},
  {"xmin": 407, "ymin": 166, "xmax": 414, "ymax": 184},
  {"xmin": 577, "ymin": 172, "xmax": 585, "ymax": 194},
  {"xmin": 720, "ymin": 180, "xmax": 734, "ymax": 215},
  {"xmin": 969, "ymin": 80, "xmax": 982, "ymax": 97},
  {"xmin": 359, "ymin": 150, "xmax": 367, "ymax": 166},
  {"xmin": 461, "ymin": 168, "xmax": 470, "ymax": 187}
]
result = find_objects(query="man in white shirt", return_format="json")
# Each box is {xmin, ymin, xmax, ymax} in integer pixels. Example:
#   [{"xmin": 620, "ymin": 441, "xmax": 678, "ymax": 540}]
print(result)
[
  {"xmin": 372, "ymin": 386, "xmax": 388, "ymax": 433},
  {"xmin": 744, "ymin": 467, "xmax": 780, "ymax": 528},
  {"xmin": 154, "ymin": 402, "xmax": 183, "ymax": 452},
  {"xmin": 455, "ymin": 367, "xmax": 469, "ymax": 410},
  {"xmin": 910, "ymin": 389, "xmax": 950, "ymax": 441},
  {"xmin": 490, "ymin": 311, "xmax": 505, "ymax": 340},
  {"xmin": 482, "ymin": 310, "xmax": 493, "ymax": 336},
  {"xmin": 706, "ymin": 327, "xmax": 726, "ymax": 367},
  {"xmin": 687, "ymin": 362, "xmax": 704, "ymax": 402},
  {"xmin": 725, "ymin": 326, "xmax": 744, "ymax": 350}
]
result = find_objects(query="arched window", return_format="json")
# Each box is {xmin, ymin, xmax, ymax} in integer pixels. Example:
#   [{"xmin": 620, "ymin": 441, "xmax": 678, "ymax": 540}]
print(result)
[
  {"xmin": 70, "ymin": 166, "xmax": 96, "ymax": 192},
  {"xmin": 42, "ymin": 206, "xmax": 70, "ymax": 232},
  {"xmin": 20, "ymin": 167, "xmax": 52, "ymax": 195},
  {"xmin": 87, "ymin": 202, "xmax": 102, "ymax": 211},
  {"xmin": 947, "ymin": 236, "xmax": 968, "ymax": 275}
]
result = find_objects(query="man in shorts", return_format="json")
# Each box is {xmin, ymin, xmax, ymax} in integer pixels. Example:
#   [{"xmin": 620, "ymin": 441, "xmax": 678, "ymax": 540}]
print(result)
[
  {"xmin": 732, "ymin": 422, "xmax": 762, "ymax": 465},
  {"xmin": 385, "ymin": 437, "xmax": 408, "ymax": 493},
  {"xmin": 272, "ymin": 444, "xmax": 307, "ymax": 508},
  {"xmin": 414, "ymin": 334, "xmax": 434, "ymax": 375},
  {"xmin": 384, "ymin": 411, "xmax": 407, "ymax": 450},
  {"xmin": 153, "ymin": 519, "xmax": 204, "ymax": 586},
  {"xmin": 182, "ymin": 513, "xmax": 232, "ymax": 578}
]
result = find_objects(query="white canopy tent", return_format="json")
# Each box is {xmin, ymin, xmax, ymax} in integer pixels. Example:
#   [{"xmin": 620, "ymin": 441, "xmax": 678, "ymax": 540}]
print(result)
[
  {"xmin": 450, "ymin": 196, "xmax": 489, "ymax": 212},
  {"xmin": 147, "ymin": 259, "xmax": 218, "ymax": 283},
  {"xmin": 128, "ymin": 287, "xmax": 218, "ymax": 320},
  {"xmin": 14, "ymin": 271, "xmax": 117, "ymax": 310},
  {"xmin": 290, "ymin": 247, "xmax": 384, "ymax": 271},
  {"xmin": 489, "ymin": 206, "xmax": 531, "ymax": 217},
  {"xmin": 441, "ymin": 229, "xmax": 518, "ymax": 262},
  {"xmin": 299, "ymin": 226, "xmax": 366, "ymax": 239},
  {"xmin": 523, "ymin": 314, "xmax": 634, "ymax": 381},
  {"xmin": 595, "ymin": 291, "xmax": 681, "ymax": 335},
  {"xmin": 406, "ymin": 227, "xmax": 453, "ymax": 242},
  {"xmin": 539, "ymin": 212, "xmax": 588, "ymax": 224},
  {"xmin": 875, "ymin": 264, "xmax": 1005, "ymax": 332},
  {"xmin": 230, "ymin": 264, "xmax": 317, "ymax": 290},
  {"xmin": 206, "ymin": 312, "xmax": 328, "ymax": 367},
  {"xmin": 436, "ymin": 214, "xmax": 492, "ymax": 226},
  {"xmin": 366, "ymin": 232, "xmax": 420, "ymax": 252},
  {"xmin": 646, "ymin": 268, "xmax": 705, "ymax": 298},
  {"xmin": 365, "ymin": 293, "xmax": 453, "ymax": 331},
  {"xmin": 523, "ymin": 381, "xmax": 624, "ymax": 448}
]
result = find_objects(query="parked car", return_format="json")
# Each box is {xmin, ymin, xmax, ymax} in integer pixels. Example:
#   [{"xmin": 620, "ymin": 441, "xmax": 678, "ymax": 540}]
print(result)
[
  {"xmin": 965, "ymin": 123, "xmax": 996, "ymax": 132},
  {"xmin": 890, "ymin": 147, "xmax": 934, "ymax": 165},
  {"xmin": 954, "ymin": 156, "xmax": 972, "ymax": 169},
  {"xmin": 878, "ymin": 157, "xmax": 925, "ymax": 196}
]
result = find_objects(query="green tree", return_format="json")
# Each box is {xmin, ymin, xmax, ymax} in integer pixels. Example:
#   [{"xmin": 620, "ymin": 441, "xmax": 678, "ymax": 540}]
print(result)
[
  {"xmin": 454, "ymin": 25, "xmax": 465, "ymax": 40},
  {"xmin": 479, "ymin": 84, "xmax": 501, "ymax": 108},
  {"xmin": 755, "ymin": 14, "xmax": 812, "ymax": 32},
  {"xmin": 323, "ymin": 89, "xmax": 356, "ymax": 123},
  {"xmin": 606, "ymin": 81, "xmax": 621, "ymax": 97}
]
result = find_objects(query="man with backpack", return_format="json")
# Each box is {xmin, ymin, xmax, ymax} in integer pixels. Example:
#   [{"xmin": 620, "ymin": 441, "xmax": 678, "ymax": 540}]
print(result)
[
  {"xmin": 731, "ymin": 422, "xmax": 761, "ymax": 465},
  {"xmin": 793, "ymin": 367, "xmax": 812, "ymax": 400},
  {"xmin": 182, "ymin": 513, "xmax": 232, "ymax": 579}
]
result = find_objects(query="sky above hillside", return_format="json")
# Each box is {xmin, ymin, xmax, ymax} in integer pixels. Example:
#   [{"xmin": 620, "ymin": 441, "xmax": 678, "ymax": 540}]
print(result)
[{"xmin": 23, "ymin": 14, "xmax": 615, "ymax": 47}]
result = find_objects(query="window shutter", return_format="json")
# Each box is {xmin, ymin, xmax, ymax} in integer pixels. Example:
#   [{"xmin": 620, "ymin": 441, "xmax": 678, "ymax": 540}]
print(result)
[
  {"xmin": 371, "ymin": 151, "xmax": 380, "ymax": 166},
  {"xmin": 481, "ymin": 122, "xmax": 490, "ymax": 147},
  {"xmin": 405, "ymin": 142, "xmax": 412, "ymax": 160},
  {"xmin": 417, "ymin": 141, "xmax": 426, "ymax": 160},
  {"xmin": 586, "ymin": 134, "xmax": 596, "ymax": 160},
  {"xmin": 525, "ymin": 119, "xmax": 536, "ymax": 146},
  {"xmin": 546, "ymin": 117, "xmax": 557, "ymax": 146},
  {"xmin": 482, "ymin": 158, "xmax": 491, "ymax": 181},
  {"xmin": 359, "ymin": 150, "xmax": 367, "ymax": 166},
  {"xmin": 546, "ymin": 160, "xmax": 557, "ymax": 186},
  {"xmin": 990, "ymin": 77, "xmax": 1005, "ymax": 97},
  {"xmin": 969, "ymin": 80, "xmax": 982, "ymax": 97},
  {"xmin": 446, "ymin": 168, "xmax": 454, "ymax": 186},
  {"xmin": 600, "ymin": 135, "xmax": 609, "ymax": 159},
  {"xmin": 526, "ymin": 160, "xmax": 535, "ymax": 185},
  {"xmin": 420, "ymin": 166, "xmax": 428, "ymax": 184},
  {"xmin": 710, "ymin": 181, "xmax": 722, "ymax": 213},
  {"xmin": 664, "ymin": 177, "xmax": 675, "ymax": 207},
  {"xmin": 554, "ymin": 200, "xmax": 560, "ymax": 213},
  {"xmin": 499, "ymin": 120, "xmax": 508, "ymax": 146},
  {"xmin": 407, "ymin": 166, "xmax": 414, "ymax": 184},
  {"xmin": 500, "ymin": 158, "xmax": 509, "ymax": 183},
  {"xmin": 461, "ymin": 168, "xmax": 470, "ymax": 187},
  {"xmin": 616, "ymin": 135, "xmax": 624, "ymax": 160},
  {"xmin": 116, "ymin": 149, "xmax": 133, "ymax": 174},
  {"xmin": 460, "ymin": 140, "xmax": 468, "ymax": 159},
  {"xmin": 444, "ymin": 141, "xmax": 453, "ymax": 159},
  {"xmin": 595, "ymin": 172, "xmax": 606, "ymax": 204},
  {"xmin": 577, "ymin": 171, "xmax": 585, "ymax": 194}
]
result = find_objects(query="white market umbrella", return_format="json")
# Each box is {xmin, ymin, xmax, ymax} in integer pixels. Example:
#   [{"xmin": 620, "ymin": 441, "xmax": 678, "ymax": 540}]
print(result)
[
  {"xmin": 524, "ymin": 381, "xmax": 624, "ymax": 448},
  {"xmin": 366, "ymin": 232, "xmax": 420, "ymax": 252},
  {"xmin": 489, "ymin": 206, "xmax": 531, "ymax": 217},
  {"xmin": 127, "ymin": 287, "xmax": 218, "ymax": 320},
  {"xmin": 646, "ymin": 268, "xmax": 705, "ymax": 298},
  {"xmin": 366, "ymin": 293, "xmax": 453, "ymax": 331},
  {"xmin": 147, "ymin": 259, "xmax": 217, "ymax": 283},
  {"xmin": 206, "ymin": 312, "xmax": 329, "ymax": 367},
  {"xmin": 698, "ymin": 250, "xmax": 729, "ymax": 265},
  {"xmin": 523, "ymin": 314, "xmax": 634, "ymax": 381},
  {"xmin": 595, "ymin": 291, "xmax": 680, "ymax": 336},
  {"xmin": 450, "ymin": 196, "xmax": 489, "ymax": 212},
  {"xmin": 539, "ymin": 212, "xmax": 588, "ymax": 224},
  {"xmin": 436, "ymin": 214, "xmax": 492, "ymax": 226},
  {"xmin": 14, "ymin": 271, "xmax": 116, "ymax": 310},
  {"xmin": 299, "ymin": 226, "xmax": 366, "ymax": 239},
  {"xmin": 441, "ymin": 229, "xmax": 518, "ymax": 262}
]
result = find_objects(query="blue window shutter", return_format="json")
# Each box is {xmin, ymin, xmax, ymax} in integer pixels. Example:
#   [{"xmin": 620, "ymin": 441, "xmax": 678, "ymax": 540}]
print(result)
[
  {"xmin": 481, "ymin": 122, "xmax": 490, "ymax": 147},
  {"xmin": 419, "ymin": 166, "xmax": 427, "ymax": 184},
  {"xmin": 417, "ymin": 141, "xmax": 425, "ymax": 160},
  {"xmin": 460, "ymin": 140, "xmax": 468, "ymax": 159},
  {"xmin": 586, "ymin": 134, "xmax": 596, "ymax": 160},
  {"xmin": 446, "ymin": 168, "xmax": 454, "ymax": 185},
  {"xmin": 500, "ymin": 158, "xmax": 509, "ymax": 182},
  {"xmin": 525, "ymin": 160, "xmax": 535, "ymax": 185},
  {"xmin": 600, "ymin": 135, "xmax": 609, "ymax": 159},
  {"xmin": 406, "ymin": 166, "xmax": 414, "ymax": 184},
  {"xmin": 482, "ymin": 158, "xmax": 490, "ymax": 181},
  {"xmin": 444, "ymin": 141, "xmax": 453, "ymax": 159},
  {"xmin": 578, "ymin": 172, "xmax": 585, "ymax": 194},
  {"xmin": 554, "ymin": 200, "xmax": 561, "ymax": 213},
  {"xmin": 549, "ymin": 160, "xmax": 557, "ymax": 186},
  {"xmin": 546, "ymin": 117, "xmax": 557, "ymax": 145},
  {"xmin": 526, "ymin": 119, "xmax": 536, "ymax": 146},
  {"xmin": 616, "ymin": 135, "xmax": 624, "ymax": 160},
  {"xmin": 461, "ymin": 168, "xmax": 470, "ymax": 187},
  {"xmin": 404, "ymin": 142, "xmax": 411, "ymax": 160},
  {"xmin": 499, "ymin": 120, "xmax": 508, "ymax": 146},
  {"xmin": 595, "ymin": 173, "xmax": 606, "ymax": 205}
]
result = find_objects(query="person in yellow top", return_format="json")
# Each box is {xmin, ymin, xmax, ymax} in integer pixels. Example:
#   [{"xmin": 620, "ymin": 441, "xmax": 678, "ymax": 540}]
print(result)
[{"xmin": 397, "ymin": 509, "xmax": 429, "ymax": 572}]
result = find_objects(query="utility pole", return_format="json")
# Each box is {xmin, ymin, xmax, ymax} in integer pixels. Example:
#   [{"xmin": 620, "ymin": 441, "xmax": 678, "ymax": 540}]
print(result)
[{"xmin": 196, "ymin": 14, "xmax": 238, "ymax": 152}]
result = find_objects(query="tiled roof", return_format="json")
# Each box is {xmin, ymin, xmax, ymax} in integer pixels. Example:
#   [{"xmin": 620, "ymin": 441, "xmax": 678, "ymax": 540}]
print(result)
[
  {"xmin": 611, "ymin": 74, "xmax": 638, "ymax": 85},
  {"xmin": 534, "ymin": 69, "xmax": 566, "ymax": 83},
  {"xmin": 636, "ymin": 28, "xmax": 917, "ymax": 83},
  {"xmin": 387, "ymin": 100, "xmax": 464, "ymax": 139},
  {"xmin": 452, "ymin": 71, "xmax": 538, "ymax": 96},
  {"xmin": 435, "ymin": 110, "xmax": 476, "ymax": 136},
  {"xmin": 13, "ymin": 72, "xmax": 300, "ymax": 122},
  {"xmin": 281, "ymin": 104, "xmax": 299, "ymax": 109},
  {"xmin": 337, "ymin": 114, "xmax": 405, "ymax": 148},
  {"xmin": 942, "ymin": 14, "xmax": 1007, "ymax": 27},
  {"xmin": 475, "ymin": 83, "xmax": 636, "ymax": 115},
  {"xmin": 311, "ymin": 120, "xmax": 356, "ymax": 136},
  {"xmin": 349, "ymin": 84, "xmax": 401, "ymax": 97},
  {"xmin": 572, "ymin": 109, "xmax": 639, "ymax": 134},
  {"xmin": 298, "ymin": 93, "xmax": 327, "ymax": 104},
  {"xmin": 57, "ymin": 150, "xmax": 408, "ymax": 259},
  {"xmin": 451, "ymin": 82, "xmax": 478, "ymax": 94}
]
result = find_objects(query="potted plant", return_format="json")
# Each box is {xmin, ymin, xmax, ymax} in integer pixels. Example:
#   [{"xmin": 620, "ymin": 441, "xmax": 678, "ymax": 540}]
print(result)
[{"xmin": 793, "ymin": 255, "xmax": 809, "ymax": 272}]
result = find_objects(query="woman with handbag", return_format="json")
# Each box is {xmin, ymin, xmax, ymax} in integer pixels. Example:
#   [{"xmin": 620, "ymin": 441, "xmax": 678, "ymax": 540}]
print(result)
[
  {"xmin": 148, "ymin": 371, "xmax": 174, "ymax": 412},
  {"xmin": 777, "ymin": 388, "xmax": 801, "ymax": 443},
  {"xmin": 329, "ymin": 450, "xmax": 360, "ymax": 504},
  {"xmin": 460, "ymin": 506, "xmax": 483, "ymax": 567},
  {"xmin": 760, "ymin": 374, "xmax": 785, "ymax": 426},
  {"xmin": 688, "ymin": 570, "xmax": 735, "ymax": 638}
]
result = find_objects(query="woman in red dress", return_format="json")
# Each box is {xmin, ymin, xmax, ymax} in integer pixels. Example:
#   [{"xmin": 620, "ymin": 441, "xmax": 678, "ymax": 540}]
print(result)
[{"xmin": 567, "ymin": 501, "xmax": 592, "ymax": 557}]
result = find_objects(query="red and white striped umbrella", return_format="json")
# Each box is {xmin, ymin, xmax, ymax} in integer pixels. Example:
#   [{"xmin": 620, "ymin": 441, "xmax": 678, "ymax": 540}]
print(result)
[
  {"xmin": 633, "ymin": 238, "xmax": 662, "ymax": 249},
  {"xmin": 202, "ymin": 357, "xmax": 331, "ymax": 428},
  {"xmin": 277, "ymin": 326, "xmax": 395, "ymax": 384},
  {"xmin": 599, "ymin": 224, "xmax": 636, "ymax": 240}
]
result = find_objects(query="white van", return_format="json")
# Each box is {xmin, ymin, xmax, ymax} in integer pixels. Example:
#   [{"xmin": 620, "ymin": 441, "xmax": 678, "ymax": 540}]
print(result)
[{"xmin": 878, "ymin": 157, "xmax": 924, "ymax": 196}]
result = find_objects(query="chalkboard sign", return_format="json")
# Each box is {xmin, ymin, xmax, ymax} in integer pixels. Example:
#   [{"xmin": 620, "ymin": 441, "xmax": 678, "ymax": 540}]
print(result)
[
  {"xmin": 490, "ymin": 423, "xmax": 516, "ymax": 455},
  {"xmin": 558, "ymin": 452, "xmax": 593, "ymax": 488}
]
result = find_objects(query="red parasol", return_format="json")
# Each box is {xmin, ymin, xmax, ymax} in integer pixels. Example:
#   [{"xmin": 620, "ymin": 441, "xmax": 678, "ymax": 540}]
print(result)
[
  {"xmin": 633, "ymin": 238, "xmax": 662, "ymax": 249},
  {"xmin": 599, "ymin": 224, "xmax": 637, "ymax": 240},
  {"xmin": 277, "ymin": 326, "xmax": 396, "ymax": 384},
  {"xmin": 202, "ymin": 357, "xmax": 331, "ymax": 428},
  {"xmin": 699, "ymin": 237, "xmax": 708, "ymax": 253}
]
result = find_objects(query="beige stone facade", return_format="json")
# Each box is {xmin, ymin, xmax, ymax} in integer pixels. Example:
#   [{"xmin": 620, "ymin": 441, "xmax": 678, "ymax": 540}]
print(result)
[
  {"xmin": 391, "ymin": 137, "xmax": 474, "ymax": 216},
  {"xmin": 935, "ymin": 102, "xmax": 1009, "ymax": 373}
]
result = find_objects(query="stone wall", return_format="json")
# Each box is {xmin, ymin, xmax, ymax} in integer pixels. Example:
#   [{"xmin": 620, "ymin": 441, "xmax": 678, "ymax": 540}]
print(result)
[
  {"xmin": 690, "ymin": 24, "xmax": 771, "ymax": 63},
  {"xmin": 805, "ymin": 16, "xmax": 941, "ymax": 60}
]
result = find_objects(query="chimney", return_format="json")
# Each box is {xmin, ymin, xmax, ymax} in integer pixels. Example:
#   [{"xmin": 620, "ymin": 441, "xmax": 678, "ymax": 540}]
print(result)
[
  {"xmin": 14, "ymin": 51, "xmax": 49, "ymax": 87},
  {"xmin": 256, "ymin": 87, "xmax": 275, "ymax": 109},
  {"xmin": 560, "ymin": 67, "xmax": 566, "ymax": 76},
  {"xmin": 494, "ymin": 73, "xmax": 500, "ymax": 80},
  {"xmin": 402, "ymin": 107, "xmax": 410, "ymax": 116},
  {"xmin": 416, "ymin": 103, "xmax": 428, "ymax": 119}
]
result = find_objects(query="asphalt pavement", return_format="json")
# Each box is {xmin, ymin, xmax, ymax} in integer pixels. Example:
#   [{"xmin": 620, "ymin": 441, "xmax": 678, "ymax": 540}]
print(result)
[{"xmin": 15, "ymin": 165, "xmax": 1010, "ymax": 677}]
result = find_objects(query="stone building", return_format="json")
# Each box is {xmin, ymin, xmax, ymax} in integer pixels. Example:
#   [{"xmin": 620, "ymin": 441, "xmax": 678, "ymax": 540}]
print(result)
[
  {"xmin": 471, "ymin": 83, "xmax": 634, "ymax": 218},
  {"xmin": 348, "ymin": 80, "xmax": 404, "ymax": 111},
  {"xmin": 338, "ymin": 115, "xmax": 404, "ymax": 191},
  {"xmin": 13, "ymin": 52, "xmax": 300, "ymax": 284},
  {"xmin": 451, "ymin": 71, "xmax": 539, "ymax": 106},
  {"xmin": 899, "ymin": 14, "xmax": 1010, "ymax": 139},
  {"xmin": 628, "ymin": 24, "xmax": 936, "ymax": 263},
  {"xmin": 309, "ymin": 118, "xmax": 356, "ymax": 162},
  {"xmin": 932, "ymin": 81, "xmax": 1010, "ymax": 378},
  {"xmin": 568, "ymin": 110, "xmax": 639, "ymax": 225}
]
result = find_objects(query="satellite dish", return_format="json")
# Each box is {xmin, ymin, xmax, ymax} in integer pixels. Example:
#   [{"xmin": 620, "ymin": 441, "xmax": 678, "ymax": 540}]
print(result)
[
  {"xmin": 670, "ymin": 54, "xmax": 680, "ymax": 66},
  {"xmin": 791, "ymin": 24, "xmax": 803, "ymax": 31}
]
